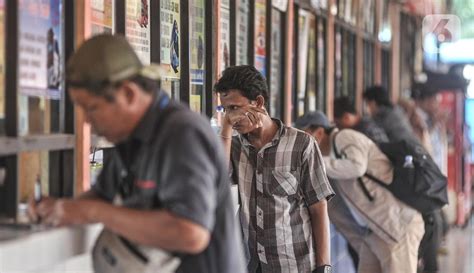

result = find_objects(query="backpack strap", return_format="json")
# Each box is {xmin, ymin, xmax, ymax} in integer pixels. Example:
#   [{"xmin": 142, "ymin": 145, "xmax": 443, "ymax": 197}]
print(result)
[{"xmin": 332, "ymin": 130, "xmax": 374, "ymax": 202}]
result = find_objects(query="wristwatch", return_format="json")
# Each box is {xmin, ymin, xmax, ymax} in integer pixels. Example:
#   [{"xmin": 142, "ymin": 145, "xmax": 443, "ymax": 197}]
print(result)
[{"xmin": 314, "ymin": 265, "xmax": 332, "ymax": 273}]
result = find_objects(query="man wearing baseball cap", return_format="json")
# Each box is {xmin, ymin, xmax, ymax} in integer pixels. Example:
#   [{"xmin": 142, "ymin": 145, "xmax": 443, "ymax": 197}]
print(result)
[
  {"xmin": 28, "ymin": 34, "xmax": 245, "ymax": 273},
  {"xmin": 295, "ymin": 111, "xmax": 425, "ymax": 273}
]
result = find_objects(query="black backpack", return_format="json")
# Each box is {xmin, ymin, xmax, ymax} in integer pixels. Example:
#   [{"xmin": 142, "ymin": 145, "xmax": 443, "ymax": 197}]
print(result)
[{"xmin": 333, "ymin": 132, "xmax": 449, "ymax": 214}]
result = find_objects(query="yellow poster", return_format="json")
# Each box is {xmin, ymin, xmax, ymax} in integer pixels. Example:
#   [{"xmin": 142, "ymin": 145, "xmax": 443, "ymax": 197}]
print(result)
[
  {"xmin": 0, "ymin": 0, "xmax": 4, "ymax": 119},
  {"xmin": 91, "ymin": 0, "xmax": 114, "ymax": 35},
  {"xmin": 190, "ymin": 94, "xmax": 201, "ymax": 113},
  {"xmin": 160, "ymin": 0, "xmax": 180, "ymax": 80}
]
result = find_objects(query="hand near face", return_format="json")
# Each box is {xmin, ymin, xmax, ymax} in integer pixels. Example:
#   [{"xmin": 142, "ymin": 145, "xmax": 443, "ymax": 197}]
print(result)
[{"xmin": 224, "ymin": 105, "xmax": 267, "ymax": 131}]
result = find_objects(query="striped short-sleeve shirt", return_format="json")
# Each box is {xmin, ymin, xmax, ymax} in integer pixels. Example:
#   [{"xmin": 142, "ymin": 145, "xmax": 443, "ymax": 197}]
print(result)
[{"xmin": 230, "ymin": 119, "xmax": 334, "ymax": 273}]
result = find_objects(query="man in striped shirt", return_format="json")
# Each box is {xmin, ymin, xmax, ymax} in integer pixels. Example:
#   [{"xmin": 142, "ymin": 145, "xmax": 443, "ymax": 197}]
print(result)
[{"xmin": 215, "ymin": 65, "xmax": 335, "ymax": 273}]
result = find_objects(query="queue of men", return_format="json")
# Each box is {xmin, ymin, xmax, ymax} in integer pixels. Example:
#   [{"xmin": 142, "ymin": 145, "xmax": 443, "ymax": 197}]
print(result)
[{"xmin": 28, "ymin": 35, "xmax": 448, "ymax": 273}]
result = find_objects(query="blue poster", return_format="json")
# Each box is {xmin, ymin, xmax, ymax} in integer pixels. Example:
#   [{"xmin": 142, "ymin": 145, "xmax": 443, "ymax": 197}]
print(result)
[{"xmin": 18, "ymin": 0, "xmax": 64, "ymax": 100}]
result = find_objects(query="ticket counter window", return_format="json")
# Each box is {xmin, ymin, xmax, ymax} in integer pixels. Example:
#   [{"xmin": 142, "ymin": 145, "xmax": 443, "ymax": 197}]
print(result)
[{"xmin": 17, "ymin": 0, "xmax": 65, "ymax": 136}]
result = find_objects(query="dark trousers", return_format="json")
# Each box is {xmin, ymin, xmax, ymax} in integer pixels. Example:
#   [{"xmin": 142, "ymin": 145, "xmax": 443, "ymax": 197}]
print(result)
[{"xmin": 419, "ymin": 210, "xmax": 443, "ymax": 272}]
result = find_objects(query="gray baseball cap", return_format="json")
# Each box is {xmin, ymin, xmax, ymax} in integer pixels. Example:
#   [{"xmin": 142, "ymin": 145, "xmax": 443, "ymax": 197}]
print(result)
[
  {"xmin": 67, "ymin": 34, "xmax": 161, "ymax": 89},
  {"xmin": 294, "ymin": 111, "xmax": 333, "ymax": 130}
]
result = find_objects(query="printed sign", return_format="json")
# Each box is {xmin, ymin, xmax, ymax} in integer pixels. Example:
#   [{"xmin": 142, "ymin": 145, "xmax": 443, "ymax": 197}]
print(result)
[
  {"xmin": 126, "ymin": 0, "xmax": 151, "ymax": 64},
  {"xmin": 91, "ymin": 0, "xmax": 114, "ymax": 35},
  {"xmin": 254, "ymin": 0, "xmax": 266, "ymax": 76},
  {"xmin": 18, "ymin": 0, "xmax": 64, "ymax": 100},
  {"xmin": 236, "ymin": 0, "xmax": 249, "ymax": 65},
  {"xmin": 160, "ymin": 0, "xmax": 180, "ymax": 79}
]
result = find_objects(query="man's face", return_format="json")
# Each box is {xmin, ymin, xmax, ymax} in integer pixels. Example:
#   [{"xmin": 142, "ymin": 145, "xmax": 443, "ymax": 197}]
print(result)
[
  {"xmin": 334, "ymin": 113, "xmax": 355, "ymax": 129},
  {"xmin": 69, "ymin": 86, "xmax": 133, "ymax": 143},
  {"xmin": 220, "ymin": 89, "xmax": 260, "ymax": 134},
  {"xmin": 419, "ymin": 94, "xmax": 441, "ymax": 116},
  {"xmin": 364, "ymin": 100, "xmax": 377, "ymax": 117}
]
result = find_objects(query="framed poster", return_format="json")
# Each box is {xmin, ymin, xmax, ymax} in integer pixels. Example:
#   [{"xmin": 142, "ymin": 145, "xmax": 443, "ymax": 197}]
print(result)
[
  {"xmin": 189, "ymin": 0, "xmax": 205, "ymax": 113},
  {"xmin": 91, "ymin": 0, "xmax": 114, "ymax": 35},
  {"xmin": 220, "ymin": 0, "xmax": 230, "ymax": 73},
  {"xmin": 316, "ymin": 19, "xmax": 326, "ymax": 112},
  {"xmin": 18, "ymin": 0, "xmax": 65, "ymax": 135},
  {"xmin": 236, "ymin": 0, "xmax": 249, "ymax": 65},
  {"xmin": 270, "ymin": 9, "xmax": 282, "ymax": 119},
  {"xmin": 126, "ymin": 0, "xmax": 150, "ymax": 64},
  {"xmin": 297, "ymin": 9, "xmax": 310, "ymax": 117},
  {"xmin": 306, "ymin": 15, "xmax": 317, "ymax": 112},
  {"xmin": 254, "ymin": 0, "xmax": 266, "ymax": 76},
  {"xmin": 0, "ymin": 0, "xmax": 4, "ymax": 120},
  {"xmin": 160, "ymin": 0, "xmax": 180, "ymax": 99},
  {"xmin": 18, "ymin": 0, "xmax": 64, "ymax": 100}
]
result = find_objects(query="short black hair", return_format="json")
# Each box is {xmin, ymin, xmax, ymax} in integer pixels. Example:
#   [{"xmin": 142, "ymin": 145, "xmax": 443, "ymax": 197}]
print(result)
[
  {"xmin": 334, "ymin": 96, "xmax": 356, "ymax": 119},
  {"xmin": 411, "ymin": 83, "xmax": 436, "ymax": 101},
  {"xmin": 213, "ymin": 65, "xmax": 269, "ymax": 107},
  {"xmin": 363, "ymin": 85, "xmax": 393, "ymax": 107}
]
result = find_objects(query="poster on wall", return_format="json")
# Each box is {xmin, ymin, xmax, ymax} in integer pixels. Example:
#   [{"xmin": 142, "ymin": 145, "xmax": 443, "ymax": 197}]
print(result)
[
  {"xmin": 0, "ymin": 0, "xmax": 4, "ymax": 119},
  {"xmin": 272, "ymin": 0, "xmax": 288, "ymax": 12},
  {"xmin": 270, "ymin": 10, "xmax": 282, "ymax": 118},
  {"xmin": 297, "ymin": 9, "xmax": 310, "ymax": 116},
  {"xmin": 220, "ymin": 0, "xmax": 230, "ymax": 74},
  {"xmin": 236, "ymin": 0, "xmax": 249, "ymax": 65},
  {"xmin": 189, "ymin": 0, "xmax": 205, "ymax": 113},
  {"xmin": 91, "ymin": 0, "xmax": 114, "ymax": 35},
  {"xmin": 126, "ymin": 0, "xmax": 150, "ymax": 64},
  {"xmin": 18, "ymin": 0, "xmax": 64, "ymax": 100},
  {"xmin": 160, "ymin": 0, "xmax": 180, "ymax": 99},
  {"xmin": 254, "ymin": 0, "xmax": 266, "ymax": 76},
  {"xmin": 307, "ymin": 16, "xmax": 317, "ymax": 112},
  {"xmin": 189, "ymin": 0, "xmax": 205, "ymax": 85}
]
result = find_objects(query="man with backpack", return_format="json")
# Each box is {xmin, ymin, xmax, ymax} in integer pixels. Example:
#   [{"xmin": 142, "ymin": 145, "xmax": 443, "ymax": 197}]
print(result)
[
  {"xmin": 364, "ymin": 86, "xmax": 449, "ymax": 273},
  {"xmin": 295, "ymin": 111, "xmax": 425, "ymax": 273}
]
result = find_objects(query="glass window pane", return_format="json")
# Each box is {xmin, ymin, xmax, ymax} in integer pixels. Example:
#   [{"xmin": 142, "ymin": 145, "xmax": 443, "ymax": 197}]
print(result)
[
  {"xmin": 189, "ymin": 0, "xmax": 206, "ymax": 113},
  {"xmin": 0, "ymin": 0, "xmax": 5, "ymax": 135},
  {"xmin": 160, "ymin": 0, "xmax": 181, "ymax": 100},
  {"xmin": 307, "ymin": 15, "xmax": 317, "ymax": 113},
  {"xmin": 18, "ymin": 151, "xmax": 49, "ymax": 203},
  {"xmin": 317, "ymin": 18, "xmax": 326, "ymax": 112},
  {"xmin": 270, "ymin": 9, "xmax": 282, "ymax": 119},
  {"xmin": 18, "ymin": 0, "xmax": 65, "ymax": 136},
  {"xmin": 236, "ymin": 0, "xmax": 249, "ymax": 65},
  {"xmin": 126, "ymin": 0, "xmax": 151, "ymax": 64}
]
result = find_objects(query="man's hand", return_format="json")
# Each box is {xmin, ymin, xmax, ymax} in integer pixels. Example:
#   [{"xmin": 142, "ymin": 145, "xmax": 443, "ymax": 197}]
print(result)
[
  {"xmin": 29, "ymin": 197, "xmax": 102, "ymax": 227},
  {"xmin": 223, "ymin": 105, "xmax": 267, "ymax": 129}
]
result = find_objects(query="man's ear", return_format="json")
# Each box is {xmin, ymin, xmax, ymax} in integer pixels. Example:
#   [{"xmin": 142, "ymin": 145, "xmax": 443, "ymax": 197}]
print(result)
[
  {"xmin": 121, "ymin": 81, "xmax": 140, "ymax": 104},
  {"xmin": 255, "ymin": 95, "xmax": 265, "ymax": 108}
]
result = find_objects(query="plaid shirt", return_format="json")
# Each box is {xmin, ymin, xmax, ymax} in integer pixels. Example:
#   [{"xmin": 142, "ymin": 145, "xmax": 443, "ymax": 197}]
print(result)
[{"xmin": 230, "ymin": 119, "xmax": 334, "ymax": 273}]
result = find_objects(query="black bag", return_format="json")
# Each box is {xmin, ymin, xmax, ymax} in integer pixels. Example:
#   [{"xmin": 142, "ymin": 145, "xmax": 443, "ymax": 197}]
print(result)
[
  {"xmin": 333, "ymin": 131, "xmax": 448, "ymax": 214},
  {"xmin": 366, "ymin": 140, "xmax": 448, "ymax": 213}
]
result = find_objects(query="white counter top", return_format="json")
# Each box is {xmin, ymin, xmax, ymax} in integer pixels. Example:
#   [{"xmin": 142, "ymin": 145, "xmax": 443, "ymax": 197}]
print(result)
[{"xmin": 0, "ymin": 224, "xmax": 102, "ymax": 273}]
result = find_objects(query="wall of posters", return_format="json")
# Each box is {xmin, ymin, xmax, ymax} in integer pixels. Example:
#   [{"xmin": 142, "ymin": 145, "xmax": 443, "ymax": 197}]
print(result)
[
  {"xmin": 0, "ymin": 0, "xmax": 4, "ymax": 119},
  {"xmin": 126, "ymin": 0, "xmax": 150, "ymax": 64},
  {"xmin": 270, "ymin": 10, "xmax": 282, "ymax": 119},
  {"xmin": 236, "ymin": 0, "xmax": 249, "ymax": 65},
  {"xmin": 91, "ymin": 0, "xmax": 114, "ymax": 35},
  {"xmin": 254, "ymin": 0, "xmax": 266, "ymax": 76},
  {"xmin": 220, "ymin": 0, "xmax": 230, "ymax": 73},
  {"xmin": 297, "ymin": 9, "xmax": 310, "ymax": 117},
  {"xmin": 160, "ymin": 0, "xmax": 180, "ymax": 99},
  {"xmin": 189, "ymin": 0, "xmax": 205, "ymax": 113},
  {"xmin": 18, "ymin": 0, "xmax": 64, "ymax": 100}
]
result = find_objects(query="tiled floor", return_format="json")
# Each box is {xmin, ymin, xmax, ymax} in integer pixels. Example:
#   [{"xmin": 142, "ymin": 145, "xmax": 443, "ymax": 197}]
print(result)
[{"xmin": 438, "ymin": 217, "xmax": 473, "ymax": 273}]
